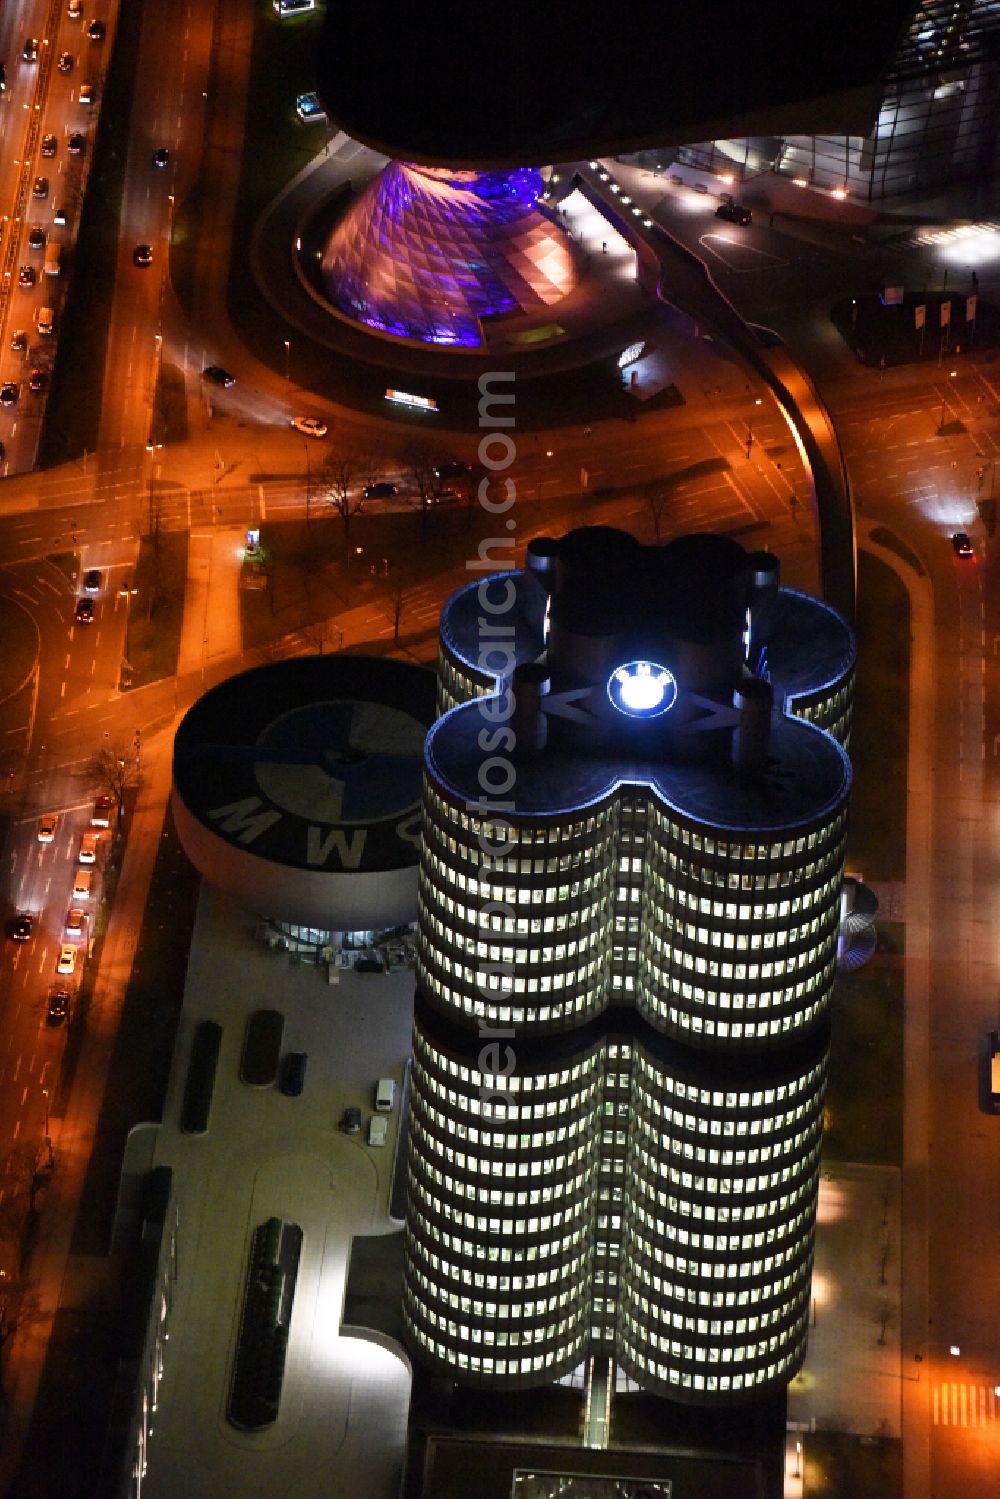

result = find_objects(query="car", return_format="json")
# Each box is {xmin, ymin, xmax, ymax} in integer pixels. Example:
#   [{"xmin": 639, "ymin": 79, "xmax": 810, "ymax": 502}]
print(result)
[
  {"xmin": 53, "ymin": 205, "xmax": 69, "ymax": 226},
  {"xmin": 375, "ymin": 1077, "xmax": 396, "ymax": 1112},
  {"xmin": 29, "ymin": 369, "xmax": 48, "ymax": 395},
  {"xmin": 33, "ymin": 177, "xmax": 49, "ymax": 200},
  {"xmin": 28, "ymin": 227, "xmax": 47, "ymax": 250},
  {"xmin": 152, "ymin": 147, "xmax": 170, "ymax": 169},
  {"xmin": 133, "ymin": 243, "xmax": 153, "ymax": 268},
  {"xmin": 10, "ymin": 330, "xmax": 27, "ymax": 353},
  {"xmin": 74, "ymin": 597, "xmax": 94, "ymax": 625},
  {"xmin": 363, "ymin": 481, "xmax": 398, "ymax": 500},
  {"xmin": 66, "ymin": 908, "xmax": 87, "ymax": 941},
  {"xmin": 78, "ymin": 82, "xmax": 94, "ymax": 105},
  {"xmin": 433, "ymin": 460, "xmax": 470, "ymax": 481},
  {"xmin": 715, "ymin": 200, "xmax": 752, "ymax": 225},
  {"xmin": 294, "ymin": 91, "xmax": 326, "ymax": 123},
  {"xmin": 368, "ymin": 1115, "xmax": 388, "ymax": 1147},
  {"xmin": 339, "ymin": 1106, "xmax": 362, "ymax": 1134},
  {"xmin": 37, "ymin": 812, "xmax": 58, "ymax": 843},
  {"xmin": 278, "ymin": 1051, "xmax": 308, "ymax": 1096},
  {"xmin": 87, "ymin": 19, "xmax": 105, "ymax": 41},
  {"xmin": 23, "ymin": 38, "xmax": 40, "ymax": 64},
  {"xmin": 83, "ymin": 568, "xmax": 101, "ymax": 592},
  {"xmin": 951, "ymin": 531, "xmax": 975, "ymax": 558},
  {"xmin": 41, "ymin": 134, "xmax": 58, "ymax": 158},
  {"xmin": 202, "ymin": 365, "xmax": 235, "ymax": 387},
  {"xmin": 1, "ymin": 382, "xmax": 19, "ymax": 407},
  {"xmin": 78, "ymin": 831, "xmax": 99, "ymax": 863},
  {"xmin": 117, "ymin": 576, "xmax": 136, "ymax": 597},
  {"xmin": 56, "ymin": 945, "xmax": 76, "ymax": 977},
  {"xmin": 432, "ymin": 488, "xmax": 461, "ymax": 505},
  {"xmin": 58, "ymin": 51, "xmax": 74, "ymax": 73},
  {"xmin": 18, "ymin": 265, "xmax": 36, "ymax": 288},
  {"xmin": 68, "ymin": 0, "xmax": 83, "ymax": 16},
  {"xmin": 92, "ymin": 793, "xmax": 113, "ymax": 826},
  {"xmin": 68, "ymin": 133, "xmax": 85, "ymax": 157},
  {"xmin": 291, "ymin": 416, "xmax": 328, "ymax": 438},
  {"xmin": 46, "ymin": 990, "xmax": 70, "ymax": 1026},
  {"xmin": 11, "ymin": 913, "xmax": 34, "ymax": 943}
]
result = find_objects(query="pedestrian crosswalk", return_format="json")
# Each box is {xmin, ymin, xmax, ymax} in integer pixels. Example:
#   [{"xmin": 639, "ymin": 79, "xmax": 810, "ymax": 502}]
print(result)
[{"xmin": 933, "ymin": 1382, "xmax": 999, "ymax": 1427}]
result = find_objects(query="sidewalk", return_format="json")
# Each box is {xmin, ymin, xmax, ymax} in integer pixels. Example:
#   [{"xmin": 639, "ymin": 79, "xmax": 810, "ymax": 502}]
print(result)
[
  {"xmin": 788, "ymin": 1164, "xmax": 902, "ymax": 1438},
  {"xmin": 176, "ymin": 525, "xmax": 246, "ymax": 678}
]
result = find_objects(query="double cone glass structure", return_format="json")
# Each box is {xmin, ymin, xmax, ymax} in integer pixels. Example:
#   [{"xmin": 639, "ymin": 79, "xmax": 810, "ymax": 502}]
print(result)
[{"xmin": 320, "ymin": 164, "xmax": 579, "ymax": 347}]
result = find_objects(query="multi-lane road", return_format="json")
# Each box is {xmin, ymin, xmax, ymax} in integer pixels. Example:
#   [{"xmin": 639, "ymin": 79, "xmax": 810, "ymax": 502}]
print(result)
[{"xmin": 0, "ymin": 0, "xmax": 113, "ymax": 475}]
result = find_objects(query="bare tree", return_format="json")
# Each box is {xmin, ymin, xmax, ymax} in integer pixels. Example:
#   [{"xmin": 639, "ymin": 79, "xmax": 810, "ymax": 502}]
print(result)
[
  {"xmin": 90, "ymin": 739, "xmax": 140, "ymax": 819},
  {"xmin": 318, "ymin": 449, "xmax": 365, "ymax": 536},
  {"xmin": 401, "ymin": 446, "xmax": 437, "ymax": 522},
  {"xmin": 643, "ymin": 478, "xmax": 671, "ymax": 542}
]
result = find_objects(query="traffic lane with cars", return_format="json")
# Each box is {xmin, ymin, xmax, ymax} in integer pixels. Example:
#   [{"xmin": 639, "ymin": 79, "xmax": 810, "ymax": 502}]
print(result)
[{"xmin": 0, "ymin": 0, "xmax": 108, "ymax": 475}]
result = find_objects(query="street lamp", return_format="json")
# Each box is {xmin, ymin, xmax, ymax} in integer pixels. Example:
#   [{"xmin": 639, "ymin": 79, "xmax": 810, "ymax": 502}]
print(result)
[{"xmin": 283, "ymin": 340, "xmax": 291, "ymax": 381}]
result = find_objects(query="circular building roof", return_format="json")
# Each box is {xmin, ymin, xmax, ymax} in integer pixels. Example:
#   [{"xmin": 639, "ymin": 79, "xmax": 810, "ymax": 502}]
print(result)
[{"xmin": 172, "ymin": 655, "xmax": 437, "ymax": 931}]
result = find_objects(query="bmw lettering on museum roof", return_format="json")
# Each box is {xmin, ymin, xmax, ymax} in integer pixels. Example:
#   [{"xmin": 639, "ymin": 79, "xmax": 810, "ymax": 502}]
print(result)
[{"xmin": 608, "ymin": 660, "xmax": 677, "ymax": 718}]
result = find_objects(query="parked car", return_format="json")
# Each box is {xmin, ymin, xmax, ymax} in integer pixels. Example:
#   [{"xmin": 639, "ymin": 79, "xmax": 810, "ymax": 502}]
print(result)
[
  {"xmin": 339, "ymin": 1106, "xmax": 362, "ymax": 1134},
  {"xmin": 279, "ymin": 1051, "xmax": 307, "ymax": 1096},
  {"xmin": 78, "ymin": 831, "xmax": 99, "ymax": 863},
  {"xmin": 78, "ymin": 82, "xmax": 95, "ymax": 105},
  {"xmin": 368, "ymin": 1115, "xmax": 388, "ymax": 1147},
  {"xmin": 46, "ymin": 990, "xmax": 70, "ymax": 1026}
]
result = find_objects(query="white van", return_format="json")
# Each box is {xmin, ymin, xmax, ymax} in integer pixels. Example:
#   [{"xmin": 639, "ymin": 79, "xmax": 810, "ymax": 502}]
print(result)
[
  {"xmin": 368, "ymin": 1115, "xmax": 388, "ymax": 1147},
  {"xmin": 374, "ymin": 1077, "xmax": 396, "ymax": 1112},
  {"xmin": 44, "ymin": 244, "xmax": 60, "ymax": 277},
  {"xmin": 37, "ymin": 307, "xmax": 54, "ymax": 335},
  {"xmin": 72, "ymin": 868, "xmax": 93, "ymax": 900}
]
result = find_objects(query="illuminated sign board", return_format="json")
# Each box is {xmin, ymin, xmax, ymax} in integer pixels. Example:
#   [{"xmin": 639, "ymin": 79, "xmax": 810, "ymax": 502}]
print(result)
[
  {"xmin": 618, "ymin": 341, "xmax": 645, "ymax": 369},
  {"xmin": 608, "ymin": 661, "xmax": 677, "ymax": 718},
  {"xmin": 385, "ymin": 389, "xmax": 439, "ymax": 412}
]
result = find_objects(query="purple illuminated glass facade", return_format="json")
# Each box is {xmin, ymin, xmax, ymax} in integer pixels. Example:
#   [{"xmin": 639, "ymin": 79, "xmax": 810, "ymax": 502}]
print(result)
[{"xmin": 320, "ymin": 163, "xmax": 579, "ymax": 347}]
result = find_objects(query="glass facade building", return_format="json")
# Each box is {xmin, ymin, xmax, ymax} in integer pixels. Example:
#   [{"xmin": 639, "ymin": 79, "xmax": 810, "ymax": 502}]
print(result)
[
  {"xmin": 402, "ymin": 528, "xmax": 855, "ymax": 1404},
  {"xmin": 321, "ymin": 164, "xmax": 579, "ymax": 347}
]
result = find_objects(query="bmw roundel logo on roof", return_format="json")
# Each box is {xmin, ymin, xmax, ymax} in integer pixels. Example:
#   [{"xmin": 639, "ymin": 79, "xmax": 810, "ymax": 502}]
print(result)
[{"xmin": 608, "ymin": 660, "xmax": 677, "ymax": 718}]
